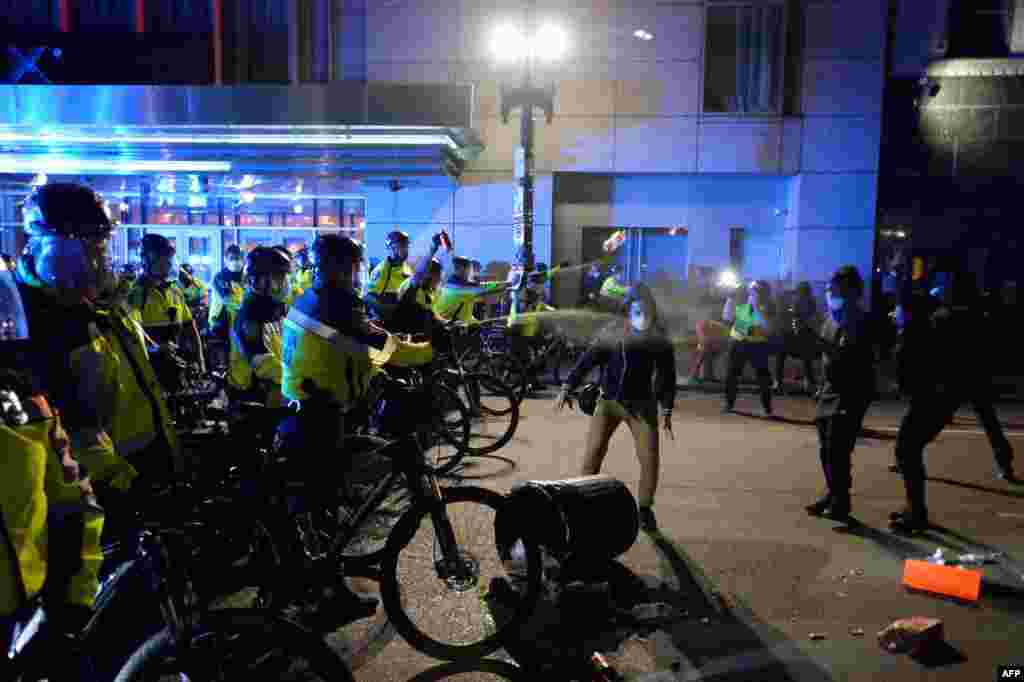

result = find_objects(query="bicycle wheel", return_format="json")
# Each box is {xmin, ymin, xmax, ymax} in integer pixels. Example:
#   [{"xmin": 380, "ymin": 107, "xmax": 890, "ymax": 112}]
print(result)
[
  {"xmin": 484, "ymin": 354, "xmax": 528, "ymax": 403},
  {"xmin": 114, "ymin": 609, "xmax": 355, "ymax": 682},
  {"xmin": 424, "ymin": 383, "xmax": 471, "ymax": 476},
  {"xmin": 380, "ymin": 486, "xmax": 543, "ymax": 661},
  {"xmin": 451, "ymin": 373, "xmax": 519, "ymax": 456}
]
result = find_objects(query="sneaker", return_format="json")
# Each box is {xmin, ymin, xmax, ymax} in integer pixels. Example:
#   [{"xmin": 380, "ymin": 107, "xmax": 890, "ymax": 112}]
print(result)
[
  {"xmin": 888, "ymin": 510, "xmax": 928, "ymax": 534},
  {"xmin": 638, "ymin": 506, "xmax": 658, "ymax": 532},
  {"xmin": 995, "ymin": 463, "xmax": 1018, "ymax": 483},
  {"xmin": 804, "ymin": 495, "xmax": 832, "ymax": 517}
]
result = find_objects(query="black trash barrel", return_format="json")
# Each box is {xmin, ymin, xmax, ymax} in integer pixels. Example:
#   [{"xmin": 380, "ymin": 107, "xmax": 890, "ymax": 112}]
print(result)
[{"xmin": 496, "ymin": 475, "xmax": 639, "ymax": 563}]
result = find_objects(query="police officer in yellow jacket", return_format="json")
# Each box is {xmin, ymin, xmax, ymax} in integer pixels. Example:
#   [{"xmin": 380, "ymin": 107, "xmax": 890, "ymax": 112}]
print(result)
[
  {"xmin": 290, "ymin": 247, "xmax": 314, "ymax": 299},
  {"xmin": 209, "ymin": 244, "xmax": 245, "ymax": 338},
  {"xmin": 15, "ymin": 183, "xmax": 178, "ymax": 545},
  {"xmin": 279, "ymin": 234, "xmax": 431, "ymax": 625},
  {"xmin": 229, "ymin": 246, "xmax": 291, "ymax": 408},
  {"xmin": 126, "ymin": 234, "xmax": 205, "ymax": 374},
  {"xmin": 434, "ymin": 256, "xmax": 512, "ymax": 324},
  {"xmin": 365, "ymin": 230, "xmax": 414, "ymax": 323},
  {"xmin": 1, "ymin": 258, "xmax": 105, "ymax": 660}
]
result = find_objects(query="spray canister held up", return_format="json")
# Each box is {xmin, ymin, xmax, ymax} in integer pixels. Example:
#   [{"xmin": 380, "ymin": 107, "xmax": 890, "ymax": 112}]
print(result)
[{"xmin": 603, "ymin": 230, "xmax": 626, "ymax": 254}]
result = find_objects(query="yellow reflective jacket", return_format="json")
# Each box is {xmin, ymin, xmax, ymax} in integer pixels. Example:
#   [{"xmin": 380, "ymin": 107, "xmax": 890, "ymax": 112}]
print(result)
[
  {"xmin": 1, "ymin": 402, "xmax": 104, "ymax": 615},
  {"xmin": 125, "ymin": 279, "xmax": 193, "ymax": 346},
  {"xmin": 229, "ymin": 293, "xmax": 286, "ymax": 407},
  {"xmin": 209, "ymin": 270, "xmax": 244, "ymax": 332},
  {"xmin": 282, "ymin": 286, "xmax": 432, "ymax": 409}
]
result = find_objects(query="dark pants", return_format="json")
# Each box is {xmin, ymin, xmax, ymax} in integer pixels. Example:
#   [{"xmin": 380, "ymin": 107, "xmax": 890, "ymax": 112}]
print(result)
[
  {"xmin": 775, "ymin": 331, "xmax": 818, "ymax": 387},
  {"xmin": 724, "ymin": 340, "xmax": 773, "ymax": 411},
  {"xmin": 814, "ymin": 396, "xmax": 872, "ymax": 507},
  {"xmin": 895, "ymin": 383, "xmax": 1014, "ymax": 516}
]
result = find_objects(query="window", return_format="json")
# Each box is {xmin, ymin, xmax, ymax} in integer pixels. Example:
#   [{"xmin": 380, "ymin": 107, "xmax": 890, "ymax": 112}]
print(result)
[{"xmin": 704, "ymin": 2, "xmax": 785, "ymax": 114}]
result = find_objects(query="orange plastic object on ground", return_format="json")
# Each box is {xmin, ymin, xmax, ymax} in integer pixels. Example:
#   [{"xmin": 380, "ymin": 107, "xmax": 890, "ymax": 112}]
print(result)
[{"xmin": 902, "ymin": 559, "xmax": 982, "ymax": 602}]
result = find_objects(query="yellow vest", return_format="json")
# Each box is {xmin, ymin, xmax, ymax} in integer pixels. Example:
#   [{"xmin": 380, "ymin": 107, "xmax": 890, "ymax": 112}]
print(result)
[
  {"xmin": 228, "ymin": 299, "xmax": 286, "ymax": 408},
  {"xmin": 125, "ymin": 280, "xmax": 193, "ymax": 345},
  {"xmin": 282, "ymin": 291, "xmax": 433, "ymax": 408},
  {"xmin": 366, "ymin": 259, "xmax": 413, "ymax": 298},
  {"xmin": 69, "ymin": 307, "xmax": 180, "ymax": 476},
  {"xmin": 209, "ymin": 278, "xmax": 244, "ymax": 328},
  {"xmin": 730, "ymin": 303, "xmax": 769, "ymax": 342},
  {"xmin": 0, "ymin": 413, "xmax": 104, "ymax": 615}
]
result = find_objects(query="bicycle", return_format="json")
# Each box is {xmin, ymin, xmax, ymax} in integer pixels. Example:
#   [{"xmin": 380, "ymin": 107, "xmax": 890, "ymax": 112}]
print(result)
[
  {"xmin": 2, "ymin": 486, "xmax": 352, "ymax": 682},
  {"xmin": 246, "ymin": 375, "xmax": 544, "ymax": 666}
]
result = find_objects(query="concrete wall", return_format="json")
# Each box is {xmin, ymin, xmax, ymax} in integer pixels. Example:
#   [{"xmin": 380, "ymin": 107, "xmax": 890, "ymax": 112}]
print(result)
[{"xmin": 342, "ymin": 0, "xmax": 886, "ymax": 298}]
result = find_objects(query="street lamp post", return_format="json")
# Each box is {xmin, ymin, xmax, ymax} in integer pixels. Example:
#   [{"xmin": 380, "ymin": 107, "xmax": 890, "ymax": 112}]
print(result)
[{"xmin": 491, "ymin": 2, "xmax": 567, "ymax": 311}]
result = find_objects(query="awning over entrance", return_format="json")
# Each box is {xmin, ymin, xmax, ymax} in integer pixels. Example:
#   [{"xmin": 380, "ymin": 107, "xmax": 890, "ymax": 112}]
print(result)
[{"xmin": 0, "ymin": 82, "xmax": 483, "ymax": 178}]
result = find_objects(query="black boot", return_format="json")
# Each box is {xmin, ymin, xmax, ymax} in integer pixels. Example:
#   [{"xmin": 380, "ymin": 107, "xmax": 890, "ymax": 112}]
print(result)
[
  {"xmin": 823, "ymin": 493, "xmax": 850, "ymax": 522},
  {"xmin": 889, "ymin": 508, "xmax": 929, "ymax": 534},
  {"xmin": 804, "ymin": 494, "xmax": 832, "ymax": 517}
]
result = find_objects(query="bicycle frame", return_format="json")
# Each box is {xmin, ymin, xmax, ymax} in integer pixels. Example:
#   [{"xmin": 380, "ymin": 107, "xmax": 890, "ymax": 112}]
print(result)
[{"xmin": 6, "ymin": 528, "xmax": 196, "ymax": 679}]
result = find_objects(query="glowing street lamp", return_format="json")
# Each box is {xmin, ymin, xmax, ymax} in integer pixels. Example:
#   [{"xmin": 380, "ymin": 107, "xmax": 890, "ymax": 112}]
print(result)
[{"xmin": 490, "ymin": 2, "xmax": 569, "ymax": 314}]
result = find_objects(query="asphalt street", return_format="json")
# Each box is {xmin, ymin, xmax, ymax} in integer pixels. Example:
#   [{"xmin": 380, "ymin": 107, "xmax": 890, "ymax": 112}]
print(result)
[{"xmin": 351, "ymin": 389, "xmax": 1024, "ymax": 682}]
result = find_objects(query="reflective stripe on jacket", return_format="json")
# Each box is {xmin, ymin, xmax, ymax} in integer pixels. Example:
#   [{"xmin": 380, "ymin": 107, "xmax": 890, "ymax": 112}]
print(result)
[{"xmin": 281, "ymin": 296, "xmax": 377, "ymax": 409}]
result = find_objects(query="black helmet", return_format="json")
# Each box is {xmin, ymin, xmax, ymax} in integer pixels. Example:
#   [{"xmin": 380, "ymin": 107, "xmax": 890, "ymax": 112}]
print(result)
[
  {"xmin": 385, "ymin": 230, "xmax": 410, "ymax": 247},
  {"xmin": 225, "ymin": 244, "xmax": 243, "ymax": 260},
  {"xmin": 180, "ymin": 263, "xmax": 194, "ymax": 275},
  {"xmin": 245, "ymin": 245, "xmax": 292, "ymax": 282},
  {"xmin": 141, "ymin": 233, "xmax": 176, "ymax": 258},
  {"xmin": 312, "ymin": 234, "xmax": 363, "ymax": 276},
  {"xmin": 21, "ymin": 182, "xmax": 113, "ymax": 240},
  {"xmin": 451, "ymin": 256, "xmax": 471, "ymax": 270},
  {"xmin": 294, "ymin": 247, "xmax": 310, "ymax": 268}
]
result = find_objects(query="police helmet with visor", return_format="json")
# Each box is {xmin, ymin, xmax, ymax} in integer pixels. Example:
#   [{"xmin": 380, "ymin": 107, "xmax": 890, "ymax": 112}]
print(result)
[
  {"xmin": 245, "ymin": 246, "xmax": 293, "ymax": 303},
  {"xmin": 141, "ymin": 233, "xmax": 178, "ymax": 282},
  {"xmin": 20, "ymin": 182, "xmax": 116, "ymax": 301},
  {"xmin": 386, "ymin": 230, "xmax": 410, "ymax": 261},
  {"xmin": 311, "ymin": 234, "xmax": 364, "ymax": 288}
]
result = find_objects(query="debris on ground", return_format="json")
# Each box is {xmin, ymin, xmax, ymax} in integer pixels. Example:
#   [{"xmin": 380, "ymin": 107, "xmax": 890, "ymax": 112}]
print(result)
[
  {"xmin": 809, "ymin": 632, "xmax": 827, "ymax": 641},
  {"xmin": 877, "ymin": 617, "xmax": 944, "ymax": 654},
  {"xmin": 836, "ymin": 592, "xmax": 848, "ymax": 598},
  {"xmin": 700, "ymin": 617, "xmax": 711, "ymax": 625},
  {"xmin": 903, "ymin": 559, "xmax": 982, "ymax": 602},
  {"xmin": 850, "ymin": 628, "xmax": 865, "ymax": 637}
]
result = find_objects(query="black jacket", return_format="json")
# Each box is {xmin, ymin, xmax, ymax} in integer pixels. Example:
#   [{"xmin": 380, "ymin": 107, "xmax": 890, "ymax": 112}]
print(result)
[
  {"xmin": 812, "ymin": 305, "xmax": 876, "ymax": 408},
  {"xmin": 565, "ymin": 323, "xmax": 677, "ymax": 412}
]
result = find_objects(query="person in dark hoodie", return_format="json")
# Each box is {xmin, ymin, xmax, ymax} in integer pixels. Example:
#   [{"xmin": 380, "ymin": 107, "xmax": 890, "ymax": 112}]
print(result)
[
  {"xmin": 803, "ymin": 266, "xmax": 876, "ymax": 523},
  {"xmin": 555, "ymin": 283, "xmax": 676, "ymax": 531}
]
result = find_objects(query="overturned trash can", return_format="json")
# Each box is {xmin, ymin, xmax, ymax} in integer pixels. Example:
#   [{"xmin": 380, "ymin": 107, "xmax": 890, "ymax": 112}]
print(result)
[{"xmin": 496, "ymin": 475, "xmax": 639, "ymax": 581}]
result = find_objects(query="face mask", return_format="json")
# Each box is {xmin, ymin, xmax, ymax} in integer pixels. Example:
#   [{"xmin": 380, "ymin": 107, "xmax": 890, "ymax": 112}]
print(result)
[
  {"xmin": 826, "ymin": 292, "xmax": 846, "ymax": 312},
  {"xmin": 630, "ymin": 311, "xmax": 651, "ymax": 332},
  {"xmin": 226, "ymin": 259, "xmax": 243, "ymax": 273}
]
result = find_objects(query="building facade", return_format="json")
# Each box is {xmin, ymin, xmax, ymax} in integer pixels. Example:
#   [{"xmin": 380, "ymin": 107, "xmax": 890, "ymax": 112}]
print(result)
[{"xmin": 1, "ymin": 0, "xmax": 888, "ymax": 305}]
